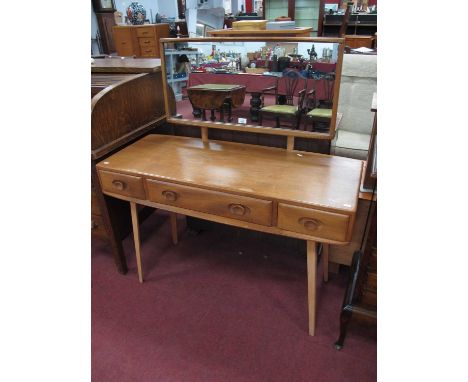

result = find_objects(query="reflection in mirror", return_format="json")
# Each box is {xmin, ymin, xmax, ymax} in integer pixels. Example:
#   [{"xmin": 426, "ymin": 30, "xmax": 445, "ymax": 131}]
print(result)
[{"xmin": 164, "ymin": 39, "xmax": 340, "ymax": 133}]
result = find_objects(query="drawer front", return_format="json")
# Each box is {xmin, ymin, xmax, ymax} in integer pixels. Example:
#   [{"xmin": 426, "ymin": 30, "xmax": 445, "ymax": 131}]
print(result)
[
  {"xmin": 277, "ymin": 203, "xmax": 350, "ymax": 242},
  {"xmin": 113, "ymin": 28, "xmax": 135, "ymax": 56},
  {"xmin": 91, "ymin": 214, "xmax": 107, "ymax": 238},
  {"xmin": 140, "ymin": 46, "xmax": 157, "ymax": 57},
  {"xmin": 147, "ymin": 180, "xmax": 273, "ymax": 226},
  {"xmin": 99, "ymin": 170, "xmax": 146, "ymax": 199},
  {"xmin": 115, "ymin": 41, "xmax": 135, "ymax": 57},
  {"xmin": 138, "ymin": 37, "xmax": 156, "ymax": 47},
  {"xmin": 136, "ymin": 27, "xmax": 155, "ymax": 37}
]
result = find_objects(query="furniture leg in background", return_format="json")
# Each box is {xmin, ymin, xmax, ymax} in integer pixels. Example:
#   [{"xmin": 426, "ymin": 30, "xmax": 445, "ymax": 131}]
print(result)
[
  {"xmin": 130, "ymin": 203, "xmax": 179, "ymax": 282},
  {"xmin": 170, "ymin": 212, "xmax": 178, "ymax": 245},
  {"xmin": 322, "ymin": 243, "xmax": 329, "ymax": 282},
  {"xmin": 91, "ymin": 163, "xmax": 128, "ymax": 274},
  {"xmin": 307, "ymin": 241, "xmax": 317, "ymax": 336},
  {"xmin": 130, "ymin": 202, "xmax": 143, "ymax": 283},
  {"xmin": 250, "ymin": 92, "xmax": 262, "ymax": 121}
]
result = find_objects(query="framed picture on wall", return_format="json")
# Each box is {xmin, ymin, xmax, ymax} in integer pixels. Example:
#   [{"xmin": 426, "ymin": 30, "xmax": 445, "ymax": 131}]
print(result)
[
  {"xmin": 324, "ymin": 4, "xmax": 339, "ymax": 13},
  {"xmin": 92, "ymin": 0, "xmax": 116, "ymax": 13}
]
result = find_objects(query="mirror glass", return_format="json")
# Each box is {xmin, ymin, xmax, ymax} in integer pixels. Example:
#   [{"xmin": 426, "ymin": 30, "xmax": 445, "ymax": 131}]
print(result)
[{"xmin": 163, "ymin": 38, "xmax": 341, "ymax": 135}]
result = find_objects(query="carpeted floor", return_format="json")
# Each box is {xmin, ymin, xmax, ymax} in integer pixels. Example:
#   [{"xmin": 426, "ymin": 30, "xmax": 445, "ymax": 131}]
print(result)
[
  {"xmin": 175, "ymin": 95, "xmax": 313, "ymax": 131},
  {"xmin": 92, "ymin": 210, "xmax": 376, "ymax": 382}
]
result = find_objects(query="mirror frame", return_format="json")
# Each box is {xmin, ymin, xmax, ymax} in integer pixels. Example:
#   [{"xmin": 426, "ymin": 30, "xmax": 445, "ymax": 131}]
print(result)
[{"xmin": 160, "ymin": 36, "xmax": 345, "ymax": 141}]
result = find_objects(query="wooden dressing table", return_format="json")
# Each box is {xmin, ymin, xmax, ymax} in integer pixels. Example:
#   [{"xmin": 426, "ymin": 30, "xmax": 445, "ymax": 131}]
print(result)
[{"xmin": 96, "ymin": 134, "xmax": 363, "ymax": 336}]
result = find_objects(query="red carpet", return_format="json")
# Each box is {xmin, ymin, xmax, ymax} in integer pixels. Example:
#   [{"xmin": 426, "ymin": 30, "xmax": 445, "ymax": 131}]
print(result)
[{"xmin": 92, "ymin": 210, "xmax": 376, "ymax": 381}]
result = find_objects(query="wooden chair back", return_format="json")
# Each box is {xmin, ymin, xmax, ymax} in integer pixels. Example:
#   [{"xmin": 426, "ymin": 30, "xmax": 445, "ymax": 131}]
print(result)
[
  {"xmin": 282, "ymin": 69, "xmax": 307, "ymax": 106},
  {"xmin": 320, "ymin": 73, "xmax": 335, "ymax": 108}
]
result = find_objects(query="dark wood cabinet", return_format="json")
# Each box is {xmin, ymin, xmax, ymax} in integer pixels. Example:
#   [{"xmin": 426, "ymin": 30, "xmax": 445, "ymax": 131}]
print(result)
[
  {"xmin": 95, "ymin": 12, "xmax": 116, "ymax": 54},
  {"xmin": 322, "ymin": 13, "xmax": 377, "ymax": 37}
]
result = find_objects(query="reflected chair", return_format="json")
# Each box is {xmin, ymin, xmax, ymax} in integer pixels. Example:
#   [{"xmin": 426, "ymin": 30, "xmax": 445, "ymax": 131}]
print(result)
[
  {"xmin": 258, "ymin": 70, "xmax": 307, "ymax": 129},
  {"xmin": 304, "ymin": 73, "xmax": 335, "ymax": 132}
]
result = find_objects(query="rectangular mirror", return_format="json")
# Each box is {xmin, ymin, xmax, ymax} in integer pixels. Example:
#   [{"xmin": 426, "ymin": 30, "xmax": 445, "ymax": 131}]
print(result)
[{"xmin": 161, "ymin": 37, "xmax": 345, "ymax": 140}]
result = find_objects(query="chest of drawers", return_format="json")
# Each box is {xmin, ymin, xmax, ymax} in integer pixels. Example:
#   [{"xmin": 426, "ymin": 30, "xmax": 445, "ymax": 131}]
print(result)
[{"xmin": 112, "ymin": 24, "xmax": 170, "ymax": 58}]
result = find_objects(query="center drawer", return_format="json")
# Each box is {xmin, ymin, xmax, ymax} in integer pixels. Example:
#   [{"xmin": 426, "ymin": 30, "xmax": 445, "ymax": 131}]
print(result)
[
  {"xmin": 138, "ymin": 37, "xmax": 156, "ymax": 47},
  {"xmin": 147, "ymin": 179, "xmax": 273, "ymax": 226}
]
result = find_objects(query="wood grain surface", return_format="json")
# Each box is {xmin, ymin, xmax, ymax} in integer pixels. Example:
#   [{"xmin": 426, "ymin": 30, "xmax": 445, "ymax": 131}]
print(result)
[
  {"xmin": 97, "ymin": 134, "xmax": 362, "ymax": 214},
  {"xmin": 91, "ymin": 58, "xmax": 162, "ymax": 73}
]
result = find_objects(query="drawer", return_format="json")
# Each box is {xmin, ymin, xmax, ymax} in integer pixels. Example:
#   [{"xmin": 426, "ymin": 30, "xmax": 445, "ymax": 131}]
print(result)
[
  {"xmin": 140, "ymin": 46, "xmax": 157, "ymax": 57},
  {"xmin": 277, "ymin": 203, "xmax": 350, "ymax": 242},
  {"xmin": 147, "ymin": 180, "xmax": 273, "ymax": 226},
  {"xmin": 91, "ymin": 214, "xmax": 107, "ymax": 238},
  {"xmin": 136, "ymin": 27, "xmax": 155, "ymax": 37},
  {"xmin": 99, "ymin": 170, "xmax": 146, "ymax": 199},
  {"xmin": 138, "ymin": 37, "xmax": 156, "ymax": 47}
]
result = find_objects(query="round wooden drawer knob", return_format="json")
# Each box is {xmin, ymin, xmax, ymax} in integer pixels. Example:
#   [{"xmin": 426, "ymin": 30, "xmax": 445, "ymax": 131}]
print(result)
[
  {"xmin": 162, "ymin": 190, "xmax": 178, "ymax": 202},
  {"xmin": 229, "ymin": 203, "xmax": 246, "ymax": 216},
  {"xmin": 299, "ymin": 217, "xmax": 321, "ymax": 231},
  {"xmin": 112, "ymin": 180, "xmax": 125, "ymax": 191}
]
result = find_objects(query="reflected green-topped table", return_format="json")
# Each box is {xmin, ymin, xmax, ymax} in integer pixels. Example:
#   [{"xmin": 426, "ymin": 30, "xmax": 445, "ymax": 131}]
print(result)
[{"xmin": 187, "ymin": 83, "xmax": 246, "ymax": 122}]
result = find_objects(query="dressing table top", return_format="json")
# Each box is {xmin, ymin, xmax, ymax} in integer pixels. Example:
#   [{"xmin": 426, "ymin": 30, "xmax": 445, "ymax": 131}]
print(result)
[{"xmin": 97, "ymin": 135, "xmax": 362, "ymax": 213}]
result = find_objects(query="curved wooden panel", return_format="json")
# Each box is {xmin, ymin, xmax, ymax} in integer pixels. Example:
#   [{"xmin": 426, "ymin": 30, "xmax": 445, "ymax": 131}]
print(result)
[{"xmin": 91, "ymin": 72, "xmax": 166, "ymax": 159}]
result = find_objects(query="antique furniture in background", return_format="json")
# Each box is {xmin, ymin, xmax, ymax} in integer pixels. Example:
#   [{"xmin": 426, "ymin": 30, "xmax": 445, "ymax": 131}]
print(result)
[
  {"xmin": 91, "ymin": 58, "xmax": 167, "ymax": 273},
  {"xmin": 344, "ymin": 35, "xmax": 375, "ymax": 49},
  {"xmin": 321, "ymin": 12, "xmax": 377, "ymax": 37},
  {"xmin": 335, "ymin": 183, "xmax": 376, "ymax": 349},
  {"xmin": 113, "ymin": 24, "xmax": 170, "ymax": 57},
  {"xmin": 305, "ymin": 73, "xmax": 335, "ymax": 132},
  {"xmin": 208, "ymin": 27, "xmax": 313, "ymax": 37},
  {"xmin": 188, "ymin": 72, "xmax": 335, "ymax": 124},
  {"xmin": 92, "ymin": 0, "xmax": 117, "ymax": 54},
  {"xmin": 162, "ymin": 37, "xmax": 345, "ymax": 144},
  {"xmin": 363, "ymin": 92, "xmax": 377, "ymax": 190},
  {"xmin": 258, "ymin": 70, "xmax": 307, "ymax": 129},
  {"xmin": 187, "ymin": 84, "xmax": 246, "ymax": 122},
  {"xmin": 96, "ymin": 134, "xmax": 363, "ymax": 336},
  {"xmin": 323, "ymin": 4, "xmax": 376, "ymax": 50}
]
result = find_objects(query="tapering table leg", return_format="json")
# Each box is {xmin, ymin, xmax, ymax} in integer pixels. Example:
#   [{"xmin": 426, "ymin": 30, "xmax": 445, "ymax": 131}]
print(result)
[
  {"xmin": 307, "ymin": 240, "xmax": 317, "ymax": 336},
  {"xmin": 130, "ymin": 202, "xmax": 143, "ymax": 283}
]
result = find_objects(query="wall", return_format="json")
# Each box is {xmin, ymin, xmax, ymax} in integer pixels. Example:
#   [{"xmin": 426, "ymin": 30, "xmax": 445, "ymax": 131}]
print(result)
[
  {"xmin": 295, "ymin": 0, "xmax": 319, "ymax": 31},
  {"xmin": 91, "ymin": 4, "xmax": 100, "ymax": 54},
  {"xmin": 158, "ymin": 0, "xmax": 178, "ymax": 18}
]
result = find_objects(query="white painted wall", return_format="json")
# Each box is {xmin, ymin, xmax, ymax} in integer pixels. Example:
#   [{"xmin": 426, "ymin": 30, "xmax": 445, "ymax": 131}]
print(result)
[
  {"xmin": 91, "ymin": 4, "xmax": 100, "ymax": 54},
  {"xmin": 158, "ymin": 0, "xmax": 178, "ymax": 18}
]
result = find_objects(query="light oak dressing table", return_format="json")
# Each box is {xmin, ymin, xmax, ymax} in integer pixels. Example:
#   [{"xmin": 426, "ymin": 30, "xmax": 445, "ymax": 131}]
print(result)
[{"xmin": 96, "ymin": 134, "xmax": 362, "ymax": 336}]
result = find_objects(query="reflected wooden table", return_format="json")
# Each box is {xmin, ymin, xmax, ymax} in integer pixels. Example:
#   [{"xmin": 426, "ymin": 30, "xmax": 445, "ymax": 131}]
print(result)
[{"xmin": 187, "ymin": 84, "xmax": 246, "ymax": 122}]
